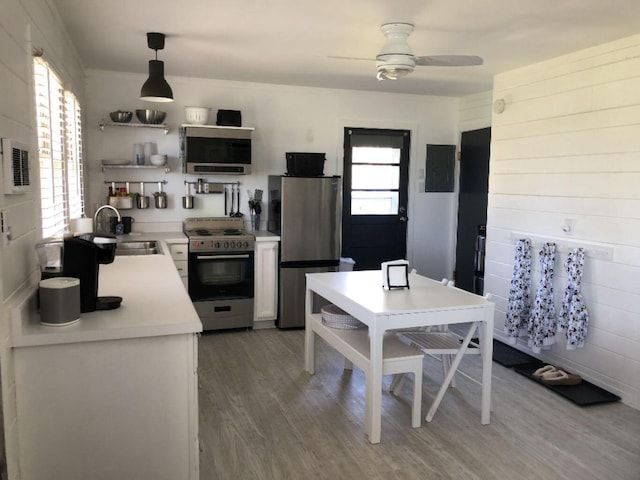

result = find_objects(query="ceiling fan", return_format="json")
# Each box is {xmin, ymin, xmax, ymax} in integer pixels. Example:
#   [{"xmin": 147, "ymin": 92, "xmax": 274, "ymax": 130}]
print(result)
[{"xmin": 333, "ymin": 22, "xmax": 483, "ymax": 81}]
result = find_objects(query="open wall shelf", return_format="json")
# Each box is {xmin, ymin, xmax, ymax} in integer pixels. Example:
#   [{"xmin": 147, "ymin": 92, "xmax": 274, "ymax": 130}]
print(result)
[{"xmin": 98, "ymin": 120, "xmax": 170, "ymax": 135}]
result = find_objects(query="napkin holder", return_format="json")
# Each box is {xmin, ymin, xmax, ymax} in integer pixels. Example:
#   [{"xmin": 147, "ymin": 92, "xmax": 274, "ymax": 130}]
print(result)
[{"xmin": 381, "ymin": 259, "xmax": 410, "ymax": 290}]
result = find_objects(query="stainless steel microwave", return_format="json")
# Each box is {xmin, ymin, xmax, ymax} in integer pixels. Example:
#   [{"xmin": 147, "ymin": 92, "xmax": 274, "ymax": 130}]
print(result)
[{"xmin": 179, "ymin": 125, "xmax": 253, "ymax": 175}]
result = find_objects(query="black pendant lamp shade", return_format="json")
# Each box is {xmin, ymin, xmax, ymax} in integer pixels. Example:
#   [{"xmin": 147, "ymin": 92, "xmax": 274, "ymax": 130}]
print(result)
[{"xmin": 140, "ymin": 32, "xmax": 174, "ymax": 102}]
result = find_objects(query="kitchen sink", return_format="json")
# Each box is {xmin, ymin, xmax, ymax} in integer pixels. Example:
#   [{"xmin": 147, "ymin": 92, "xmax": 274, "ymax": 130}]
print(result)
[{"xmin": 115, "ymin": 240, "xmax": 160, "ymax": 256}]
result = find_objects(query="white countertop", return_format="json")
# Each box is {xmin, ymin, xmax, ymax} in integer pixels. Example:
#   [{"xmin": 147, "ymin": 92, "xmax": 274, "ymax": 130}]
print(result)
[
  {"xmin": 12, "ymin": 238, "xmax": 201, "ymax": 348},
  {"xmin": 253, "ymin": 230, "xmax": 280, "ymax": 241}
]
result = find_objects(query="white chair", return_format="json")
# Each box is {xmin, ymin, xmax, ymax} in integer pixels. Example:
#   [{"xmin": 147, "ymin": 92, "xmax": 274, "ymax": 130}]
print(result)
[{"xmin": 391, "ymin": 281, "xmax": 492, "ymax": 422}]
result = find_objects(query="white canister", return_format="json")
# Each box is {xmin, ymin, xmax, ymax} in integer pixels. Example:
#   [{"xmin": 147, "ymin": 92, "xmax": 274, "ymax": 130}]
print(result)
[{"xmin": 39, "ymin": 277, "xmax": 81, "ymax": 326}]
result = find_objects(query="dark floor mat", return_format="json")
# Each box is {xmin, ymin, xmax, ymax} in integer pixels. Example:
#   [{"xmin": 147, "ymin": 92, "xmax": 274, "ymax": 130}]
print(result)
[
  {"xmin": 492, "ymin": 340, "xmax": 543, "ymax": 368},
  {"xmin": 514, "ymin": 365, "xmax": 621, "ymax": 406}
]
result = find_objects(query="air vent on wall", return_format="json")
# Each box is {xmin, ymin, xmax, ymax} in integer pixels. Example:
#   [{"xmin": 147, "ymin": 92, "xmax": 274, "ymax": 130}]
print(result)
[{"xmin": 1, "ymin": 138, "xmax": 31, "ymax": 194}]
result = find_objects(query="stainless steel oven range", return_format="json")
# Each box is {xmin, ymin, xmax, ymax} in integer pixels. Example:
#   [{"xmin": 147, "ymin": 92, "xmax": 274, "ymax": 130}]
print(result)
[{"xmin": 183, "ymin": 217, "xmax": 255, "ymax": 331}]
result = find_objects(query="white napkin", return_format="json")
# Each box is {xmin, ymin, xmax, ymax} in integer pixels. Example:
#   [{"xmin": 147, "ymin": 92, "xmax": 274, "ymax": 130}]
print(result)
[{"xmin": 381, "ymin": 259, "xmax": 410, "ymax": 289}]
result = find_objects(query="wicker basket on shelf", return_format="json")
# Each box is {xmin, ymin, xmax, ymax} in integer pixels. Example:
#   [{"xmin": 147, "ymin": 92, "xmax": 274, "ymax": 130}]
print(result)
[{"xmin": 321, "ymin": 304, "xmax": 366, "ymax": 330}]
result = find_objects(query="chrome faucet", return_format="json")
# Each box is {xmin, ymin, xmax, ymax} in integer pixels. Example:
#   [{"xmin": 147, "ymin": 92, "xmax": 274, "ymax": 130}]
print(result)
[{"xmin": 93, "ymin": 204, "xmax": 121, "ymax": 234}]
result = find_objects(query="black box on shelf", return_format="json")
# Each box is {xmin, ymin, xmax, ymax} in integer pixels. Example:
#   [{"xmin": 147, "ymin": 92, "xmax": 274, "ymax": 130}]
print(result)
[
  {"xmin": 216, "ymin": 110, "xmax": 242, "ymax": 127},
  {"xmin": 285, "ymin": 152, "xmax": 326, "ymax": 176}
]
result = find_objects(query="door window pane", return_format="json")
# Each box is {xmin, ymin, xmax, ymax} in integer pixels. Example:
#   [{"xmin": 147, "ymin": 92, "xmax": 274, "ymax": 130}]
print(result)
[
  {"xmin": 352, "ymin": 147, "xmax": 400, "ymax": 164},
  {"xmin": 351, "ymin": 191, "xmax": 399, "ymax": 215},
  {"xmin": 351, "ymin": 165, "xmax": 399, "ymax": 189}
]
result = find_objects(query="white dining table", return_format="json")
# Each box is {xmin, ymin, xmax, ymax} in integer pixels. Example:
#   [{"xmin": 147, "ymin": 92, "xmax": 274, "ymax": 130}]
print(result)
[{"xmin": 304, "ymin": 270, "xmax": 495, "ymax": 444}]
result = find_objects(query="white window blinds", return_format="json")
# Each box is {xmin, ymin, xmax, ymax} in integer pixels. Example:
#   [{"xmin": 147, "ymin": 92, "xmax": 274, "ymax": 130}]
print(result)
[
  {"xmin": 64, "ymin": 91, "xmax": 84, "ymax": 221},
  {"xmin": 34, "ymin": 58, "xmax": 85, "ymax": 237}
]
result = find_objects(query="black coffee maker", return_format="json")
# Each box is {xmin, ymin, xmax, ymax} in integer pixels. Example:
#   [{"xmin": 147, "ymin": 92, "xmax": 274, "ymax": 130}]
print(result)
[{"xmin": 37, "ymin": 234, "xmax": 122, "ymax": 313}]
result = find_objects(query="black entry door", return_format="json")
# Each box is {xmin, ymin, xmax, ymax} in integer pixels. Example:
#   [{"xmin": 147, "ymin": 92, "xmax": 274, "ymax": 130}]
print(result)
[
  {"xmin": 454, "ymin": 127, "xmax": 491, "ymax": 292},
  {"xmin": 341, "ymin": 127, "xmax": 410, "ymax": 270}
]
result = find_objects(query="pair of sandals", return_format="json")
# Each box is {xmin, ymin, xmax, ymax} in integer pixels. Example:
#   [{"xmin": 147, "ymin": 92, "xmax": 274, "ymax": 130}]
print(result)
[{"xmin": 532, "ymin": 364, "xmax": 582, "ymax": 386}]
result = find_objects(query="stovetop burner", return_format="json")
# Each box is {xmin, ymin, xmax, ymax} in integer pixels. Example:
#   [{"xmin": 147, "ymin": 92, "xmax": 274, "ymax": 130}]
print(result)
[{"xmin": 183, "ymin": 217, "xmax": 255, "ymax": 253}]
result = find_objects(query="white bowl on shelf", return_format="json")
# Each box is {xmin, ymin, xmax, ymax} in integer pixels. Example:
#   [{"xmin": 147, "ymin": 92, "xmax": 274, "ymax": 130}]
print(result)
[
  {"xmin": 149, "ymin": 154, "xmax": 167, "ymax": 166},
  {"xmin": 185, "ymin": 106, "xmax": 210, "ymax": 125}
]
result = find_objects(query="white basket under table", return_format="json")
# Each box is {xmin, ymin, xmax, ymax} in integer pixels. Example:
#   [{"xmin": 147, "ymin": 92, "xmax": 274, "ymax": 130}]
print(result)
[{"xmin": 321, "ymin": 304, "xmax": 366, "ymax": 330}]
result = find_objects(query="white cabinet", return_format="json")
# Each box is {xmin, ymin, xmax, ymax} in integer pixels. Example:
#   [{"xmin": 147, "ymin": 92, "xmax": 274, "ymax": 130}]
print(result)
[
  {"xmin": 254, "ymin": 237, "xmax": 279, "ymax": 327},
  {"xmin": 168, "ymin": 241, "xmax": 189, "ymax": 290},
  {"xmin": 14, "ymin": 333, "xmax": 199, "ymax": 480}
]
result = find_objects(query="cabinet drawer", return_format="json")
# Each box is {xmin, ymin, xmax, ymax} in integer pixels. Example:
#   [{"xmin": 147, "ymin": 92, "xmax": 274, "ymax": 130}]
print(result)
[
  {"xmin": 170, "ymin": 244, "xmax": 188, "ymax": 261},
  {"xmin": 173, "ymin": 260, "xmax": 188, "ymax": 277}
]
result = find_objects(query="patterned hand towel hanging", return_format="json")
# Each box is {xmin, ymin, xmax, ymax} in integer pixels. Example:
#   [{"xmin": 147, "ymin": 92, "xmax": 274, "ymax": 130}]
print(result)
[
  {"xmin": 527, "ymin": 242, "xmax": 557, "ymax": 353},
  {"xmin": 504, "ymin": 238, "xmax": 532, "ymax": 344},
  {"xmin": 558, "ymin": 248, "xmax": 589, "ymax": 350}
]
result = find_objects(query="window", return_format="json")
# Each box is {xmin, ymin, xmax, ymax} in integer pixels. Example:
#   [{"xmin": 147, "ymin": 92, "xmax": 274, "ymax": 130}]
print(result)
[
  {"xmin": 34, "ymin": 58, "xmax": 84, "ymax": 238},
  {"xmin": 351, "ymin": 146, "xmax": 400, "ymax": 215}
]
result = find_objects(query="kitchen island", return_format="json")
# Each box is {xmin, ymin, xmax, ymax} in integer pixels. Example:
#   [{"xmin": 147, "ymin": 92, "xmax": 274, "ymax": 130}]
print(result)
[{"xmin": 11, "ymin": 251, "xmax": 201, "ymax": 480}]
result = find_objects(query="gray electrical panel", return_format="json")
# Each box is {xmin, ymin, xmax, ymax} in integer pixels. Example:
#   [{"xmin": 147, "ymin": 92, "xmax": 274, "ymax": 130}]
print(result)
[{"xmin": 425, "ymin": 144, "xmax": 455, "ymax": 192}]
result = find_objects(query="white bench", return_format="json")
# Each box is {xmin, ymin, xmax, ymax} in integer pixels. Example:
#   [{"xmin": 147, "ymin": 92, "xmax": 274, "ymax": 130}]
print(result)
[{"xmin": 305, "ymin": 313, "xmax": 424, "ymax": 429}]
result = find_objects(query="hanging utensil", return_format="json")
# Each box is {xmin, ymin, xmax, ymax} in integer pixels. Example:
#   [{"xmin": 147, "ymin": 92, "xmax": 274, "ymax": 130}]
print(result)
[
  {"xmin": 224, "ymin": 186, "xmax": 228, "ymax": 215},
  {"xmin": 234, "ymin": 185, "xmax": 243, "ymax": 217},
  {"xmin": 137, "ymin": 182, "xmax": 150, "ymax": 209},
  {"xmin": 182, "ymin": 182, "xmax": 194, "ymax": 209},
  {"xmin": 229, "ymin": 185, "xmax": 235, "ymax": 216},
  {"xmin": 153, "ymin": 181, "xmax": 167, "ymax": 209}
]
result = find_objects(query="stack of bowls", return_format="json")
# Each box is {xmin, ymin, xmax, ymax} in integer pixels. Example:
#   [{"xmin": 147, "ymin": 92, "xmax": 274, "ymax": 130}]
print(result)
[{"xmin": 149, "ymin": 154, "xmax": 167, "ymax": 166}]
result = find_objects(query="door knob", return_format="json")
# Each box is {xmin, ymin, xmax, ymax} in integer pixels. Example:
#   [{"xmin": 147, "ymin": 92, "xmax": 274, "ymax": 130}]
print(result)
[{"xmin": 399, "ymin": 206, "xmax": 407, "ymax": 222}]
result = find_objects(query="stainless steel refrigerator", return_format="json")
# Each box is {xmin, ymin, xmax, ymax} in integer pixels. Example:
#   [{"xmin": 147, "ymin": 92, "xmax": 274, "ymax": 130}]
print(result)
[{"xmin": 268, "ymin": 175, "xmax": 342, "ymax": 328}]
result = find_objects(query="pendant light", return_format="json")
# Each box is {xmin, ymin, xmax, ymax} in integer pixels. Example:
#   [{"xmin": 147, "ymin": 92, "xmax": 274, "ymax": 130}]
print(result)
[{"xmin": 140, "ymin": 32, "xmax": 174, "ymax": 103}]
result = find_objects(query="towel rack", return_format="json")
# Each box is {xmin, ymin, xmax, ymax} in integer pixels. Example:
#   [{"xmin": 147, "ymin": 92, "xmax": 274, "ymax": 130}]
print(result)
[{"xmin": 509, "ymin": 231, "xmax": 614, "ymax": 261}]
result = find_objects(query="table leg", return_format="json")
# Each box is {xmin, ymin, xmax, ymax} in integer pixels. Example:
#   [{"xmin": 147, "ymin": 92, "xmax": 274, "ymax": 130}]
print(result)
[
  {"xmin": 304, "ymin": 325, "xmax": 315, "ymax": 375},
  {"xmin": 304, "ymin": 287, "xmax": 315, "ymax": 375},
  {"xmin": 367, "ymin": 324, "xmax": 384, "ymax": 444},
  {"xmin": 480, "ymin": 317, "xmax": 493, "ymax": 424}
]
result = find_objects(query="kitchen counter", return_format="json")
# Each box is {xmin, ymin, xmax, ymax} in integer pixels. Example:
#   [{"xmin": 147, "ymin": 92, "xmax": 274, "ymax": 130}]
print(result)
[
  {"xmin": 12, "ymin": 239, "xmax": 201, "ymax": 348},
  {"xmin": 254, "ymin": 230, "xmax": 280, "ymax": 241},
  {"xmin": 11, "ymin": 231, "xmax": 201, "ymax": 479}
]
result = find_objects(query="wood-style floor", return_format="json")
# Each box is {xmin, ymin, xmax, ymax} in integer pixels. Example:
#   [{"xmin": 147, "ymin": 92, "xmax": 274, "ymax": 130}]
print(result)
[{"xmin": 198, "ymin": 328, "xmax": 640, "ymax": 480}]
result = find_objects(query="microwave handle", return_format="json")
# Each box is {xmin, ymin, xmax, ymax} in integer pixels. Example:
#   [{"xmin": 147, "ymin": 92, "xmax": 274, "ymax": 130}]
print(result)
[{"xmin": 196, "ymin": 254, "xmax": 251, "ymax": 260}]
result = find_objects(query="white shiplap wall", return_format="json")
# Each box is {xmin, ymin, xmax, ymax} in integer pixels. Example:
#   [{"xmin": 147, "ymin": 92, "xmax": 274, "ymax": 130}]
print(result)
[
  {"xmin": 486, "ymin": 34, "xmax": 640, "ymax": 409},
  {"xmin": 0, "ymin": 1, "xmax": 85, "ymax": 478},
  {"xmin": 459, "ymin": 91, "xmax": 493, "ymax": 134}
]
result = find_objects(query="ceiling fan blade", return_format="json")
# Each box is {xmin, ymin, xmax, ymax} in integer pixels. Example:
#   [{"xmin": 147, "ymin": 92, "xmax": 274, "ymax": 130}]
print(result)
[
  {"xmin": 414, "ymin": 55, "xmax": 483, "ymax": 67},
  {"xmin": 327, "ymin": 55, "xmax": 375, "ymax": 62}
]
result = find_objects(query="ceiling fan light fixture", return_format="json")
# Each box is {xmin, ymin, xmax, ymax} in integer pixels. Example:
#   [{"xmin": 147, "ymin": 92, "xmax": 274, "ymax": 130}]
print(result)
[
  {"xmin": 140, "ymin": 32, "xmax": 174, "ymax": 103},
  {"xmin": 376, "ymin": 53, "xmax": 415, "ymax": 80},
  {"xmin": 375, "ymin": 23, "xmax": 416, "ymax": 81}
]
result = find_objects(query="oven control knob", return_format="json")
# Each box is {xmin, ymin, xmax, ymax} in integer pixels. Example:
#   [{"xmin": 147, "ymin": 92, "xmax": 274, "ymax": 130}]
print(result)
[
  {"xmin": 223, "ymin": 242, "xmax": 229, "ymax": 248},
  {"xmin": 243, "ymin": 241, "xmax": 249, "ymax": 248},
  {"xmin": 230, "ymin": 241, "xmax": 236, "ymax": 248},
  {"xmin": 214, "ymin": 241, "xmax": 220, "ymax": 249}
]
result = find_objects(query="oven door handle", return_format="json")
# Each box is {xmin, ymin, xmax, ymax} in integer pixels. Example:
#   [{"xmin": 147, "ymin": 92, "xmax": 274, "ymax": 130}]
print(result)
[{"xmin": 195, "ymin": 254, "xmax": 251, "ymax": 260}]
